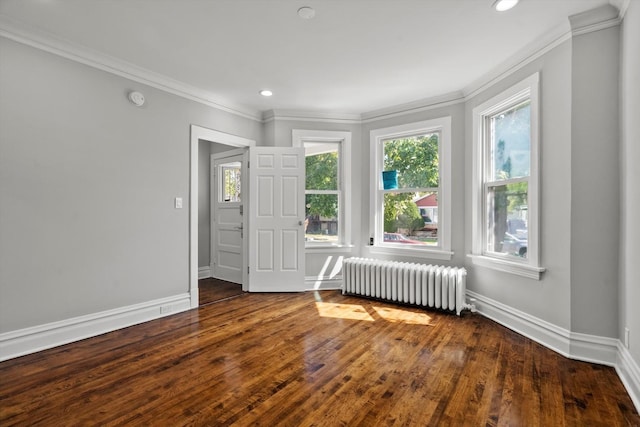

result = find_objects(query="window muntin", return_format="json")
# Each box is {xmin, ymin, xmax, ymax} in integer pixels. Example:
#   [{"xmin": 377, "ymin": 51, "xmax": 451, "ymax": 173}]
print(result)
[
  {"xmin": 484, "ymin": 100, "xmax": 531, "ymax": 259},
  {"xmin": 471, "ymin": 73, "xmax": 543, "ymax": 278},
  {"xmin": 381, "ymin": 134, "xmax": 440, "ymax": 247},
  {"xmin": 304, "ymin": 142, "xmax": 340, "ymax": 244},
  {"xmin": 220, "ymin": 162, "xmax": 241, "ymax": 202},
  {"xmin": 370, "ymin": 117, "xmax": 452, "ymax": 259}
]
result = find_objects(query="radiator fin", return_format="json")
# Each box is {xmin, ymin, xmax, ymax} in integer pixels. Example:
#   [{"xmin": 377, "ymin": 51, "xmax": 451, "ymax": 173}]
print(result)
[{"xmin": 342, "ymin": 258, "xmax": 467, "ymax": 316}]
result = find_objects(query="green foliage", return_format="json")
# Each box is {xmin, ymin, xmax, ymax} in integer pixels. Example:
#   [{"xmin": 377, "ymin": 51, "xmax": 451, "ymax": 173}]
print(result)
[
  {"xmin": 384, "ymin": 192, "xmax": 423, "ymax": 233},
  {"xmin": 306, "ymin": 152, "xmax": 337, "ymax": 190},
  {"xmin": 396, "ymin": 202, "xmax": 425, "ymax": 235},
  {"xmin": 382, "ymin": 134, "xmax": 439, "ymax": 233},
  {"xmin": 383, "ymin": 134, "xmax": 439, "ymax": 188},
  {"xmin": 305, "ymin": 152, "xmax": 339, "ymax": 219},
  {"xmin": 306, "ymin": 194, "xmax": 337, "ymax": 221}
]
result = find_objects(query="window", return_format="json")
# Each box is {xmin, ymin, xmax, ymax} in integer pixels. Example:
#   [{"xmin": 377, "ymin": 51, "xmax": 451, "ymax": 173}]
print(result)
[
  {"xmin": 220, "ymin": 162, "xmax": 241, "ymax": 202},
  {"xmin": 370, "ymin": 117, "xmax": 452, "ymax": 260},
  {"xmin": 293, "ymin": 130, "xmax": 351, "ymax": 248},
  {"xmin": 471, "ymin": 73, "xmax": 544, "ymax": 279}
]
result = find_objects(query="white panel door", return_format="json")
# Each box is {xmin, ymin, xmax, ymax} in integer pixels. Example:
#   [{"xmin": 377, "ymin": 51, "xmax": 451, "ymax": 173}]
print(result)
[
  {"xmin": 211, "ymin": 151, "xmax": 245, "ymax": 284},
  {"xmin": 248, "ymin": 147, "xmax": 305, "ymax": 292}
]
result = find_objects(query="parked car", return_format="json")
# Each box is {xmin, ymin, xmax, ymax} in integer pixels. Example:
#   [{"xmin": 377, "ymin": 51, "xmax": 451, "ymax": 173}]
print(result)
[
  {"xmin": 501, "ymin": 232, "xmax": 527, "ymax": 257},
  {"xmin": 383, "ymin": 232, "xmax": 424, "ymax": 244}
]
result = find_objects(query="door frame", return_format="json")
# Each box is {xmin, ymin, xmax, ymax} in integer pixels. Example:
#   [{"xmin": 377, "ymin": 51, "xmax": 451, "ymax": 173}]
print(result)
[
  {"xmin": 189, "ymin": 125, "xmax": 255, "ymax": 309},
  {"xmin": 210, "ymin": 149, "xmax": 246, "ymax": 285}
]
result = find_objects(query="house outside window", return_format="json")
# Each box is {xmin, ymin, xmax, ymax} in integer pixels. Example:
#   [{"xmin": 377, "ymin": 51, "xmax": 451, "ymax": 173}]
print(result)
[
  {"xmin": 292, "ymin": 130, "xmax": 352, "ymax": 248},
  {"xmin": 470, "ymin": 73, "xmax": 545, "ymax": 279},
  {"xmin": 369, "ymin": 117, "xmax": 452, "ymax": 260}
]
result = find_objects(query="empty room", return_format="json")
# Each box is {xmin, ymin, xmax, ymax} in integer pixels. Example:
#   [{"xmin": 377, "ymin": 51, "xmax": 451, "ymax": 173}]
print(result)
[{"xmin": 1, "ymin": 0, "xmax": 639, "ymax": 425}]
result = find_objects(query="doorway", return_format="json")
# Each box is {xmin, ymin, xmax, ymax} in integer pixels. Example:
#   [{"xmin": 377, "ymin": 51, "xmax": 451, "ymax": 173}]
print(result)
[
  {"xmin": 211, "ymin": 150, "xmax": 245, "ymax": 284},
  {"xmin": 190, "ymin": 125, "xmax": 255, "ymax": 309}
]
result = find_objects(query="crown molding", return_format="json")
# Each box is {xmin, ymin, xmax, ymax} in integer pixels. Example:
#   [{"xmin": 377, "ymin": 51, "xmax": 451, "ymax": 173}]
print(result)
[
  {"xmin": 569, "ymin": 4, "xmax": 621, "ymax": 36},
  {"xmin": 0, "ymin": 16, "xmax": 263, "ymax": 122},
  {"xmin": 1, "ymin": 3, "xmax": 624, "ymax": 127},
  {"xmin": 609, "ymin": 0, "xmax": 631, "ymax": 19},
  {"xmin": 360, "ymin": 91, "xmax": 465, "ymax": 123},
  {"xmin": 262, "ymin": 109, "xmax": 362, "ymax": 124}
]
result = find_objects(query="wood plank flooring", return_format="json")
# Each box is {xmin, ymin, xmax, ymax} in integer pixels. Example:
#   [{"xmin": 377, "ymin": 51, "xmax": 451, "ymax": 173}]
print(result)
[
  {"xmin": 1, "ymin": 290, "xmax": 638, "ymax": 426},
  {"xmin": 199, "ymin": 278, "xmax": 244, "ymax": 306}
]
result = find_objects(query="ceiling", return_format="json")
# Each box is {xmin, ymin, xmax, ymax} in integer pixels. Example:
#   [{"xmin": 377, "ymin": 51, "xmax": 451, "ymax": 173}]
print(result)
[{"xmin": 0, "ymin": 0, "xmax": 614, "ymax": 119}]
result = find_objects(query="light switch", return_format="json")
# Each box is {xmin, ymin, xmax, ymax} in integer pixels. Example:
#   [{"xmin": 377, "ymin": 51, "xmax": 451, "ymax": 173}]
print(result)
[{"xmin": 175, "ymin": 197, "xmax": 183, "ymax": 209}]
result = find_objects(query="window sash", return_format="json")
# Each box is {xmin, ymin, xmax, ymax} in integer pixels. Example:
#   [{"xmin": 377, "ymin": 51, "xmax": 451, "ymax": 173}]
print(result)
[{"xmin": 470, "ymin": 72, "xmax": 542, "ymax": 278}]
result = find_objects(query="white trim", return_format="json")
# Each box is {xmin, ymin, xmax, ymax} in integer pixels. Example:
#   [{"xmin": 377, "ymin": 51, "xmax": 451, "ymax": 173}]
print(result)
[
  {"xmin": 467, "ymin": 290, "xmax": 572, "ymax": 357},
  {"xmin": 467, "ymin": 290, "xmax": 639, "ymax": 412},
  {"xmin": 264, "ymin": 110, "xmax": 361, "ymax": 124},
  {"xmin": 369, "ymin": 117, "xmax": 452, "ymax": 256},
  {"xmin": 0, "ymin": 7, "xmax": 621, "ymax": 126},
  {"xmin": 0, "ymin": 16, "xmax": 261, "ymax": 122},
  {"xmin": 198, "ymin": 266, "xmax": 212, "ymax": 279},
  {"xmin": 569, "ymin": 4, "xmax": 621, "ymax": 36},
  {"xmin": 0, "ymin": 293, "xmax": 191, "ymax": 362},
  {"xmin": 470, "ymin": 73, "xmax": 543, "ymax": 278},
  {"xmin": 467, "ymin": 254, "xmax": 545, "ymax": 280},
  {"xmin": 467, "ymin": 290, "xmax": 619, "ymax": 365},
  {"xmin": 293, "ymin": 130, "xmax": 353, "ymax": 248},
  {"xmin": 367, "ymin": 246, "xmax": 454, "ymax": 262},
  {"xmin": 190, "ymin": 126, "xmax": 256, "ymax": 307},
  {"xmin": 617, "ymin": 344, "xmax": 640, "ymax": 412},
  {"xmin": 304, "ymin": 276, "xmax": 343, "ymax": 291},
  {"xmin": 361, "ymin": 92, "xmax": 465, "ymax": 123}
]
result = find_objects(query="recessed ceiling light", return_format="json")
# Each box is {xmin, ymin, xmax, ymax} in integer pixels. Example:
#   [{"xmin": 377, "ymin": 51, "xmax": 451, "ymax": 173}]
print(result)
[
  {"xmin": 493, "ymin": 0, "xmax": 519, "ymax": 12},
  {"xmin": 259, "ymin": 89, "xmax": 273, "ymax": 97},
  {"xmin": 297, "ymin": 6, "xmax": 316, "ymax": 19}
]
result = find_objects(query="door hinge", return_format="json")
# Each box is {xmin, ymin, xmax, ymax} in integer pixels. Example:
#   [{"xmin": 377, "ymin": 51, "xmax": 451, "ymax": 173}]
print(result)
[
  {"xmin": 247, "ymin": 161, "xmax": 250, "ymax": 168},
  {"xmin": 247, "ymin": 266, "xmax": 250, "ymax": 274}
]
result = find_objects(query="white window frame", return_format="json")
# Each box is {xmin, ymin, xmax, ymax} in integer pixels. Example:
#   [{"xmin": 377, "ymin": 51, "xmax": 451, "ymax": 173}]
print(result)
[
  {"xmin": 293, "ymin": 129, "xmax": 352, "ymax": 250},
  {"xmin": 369, "ymin": 117, "xmax": 452, "ymax": 261},
  {"xmin": 470, "ymin": 73, "xmax": 545, "ymax": 279}
]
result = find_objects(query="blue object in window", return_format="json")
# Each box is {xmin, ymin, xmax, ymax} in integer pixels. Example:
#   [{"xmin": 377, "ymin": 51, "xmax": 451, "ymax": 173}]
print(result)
[{"xmin": 382, "ymin": 170, "xmax": 398, "ymax": 189}]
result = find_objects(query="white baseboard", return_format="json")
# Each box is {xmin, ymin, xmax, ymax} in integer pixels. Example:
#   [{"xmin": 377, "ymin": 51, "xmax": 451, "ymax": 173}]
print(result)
[
  {"xmin": 467, "ymin": 290, "xmax": 638, "ymax": 412},
  {"xmin": 617, "ymin": 343, "xmax": 640, "ymax": 412},
  {"xmin": 304, "ymin": 275, "xmax": 343, "ymax": 291},
  {"xmin": 198, "ymin": 266, "xmax": 212, "ymax": 279},
  {"xmin": 0, "ymin": 293, "xmax": 192, "ymax": 362}
]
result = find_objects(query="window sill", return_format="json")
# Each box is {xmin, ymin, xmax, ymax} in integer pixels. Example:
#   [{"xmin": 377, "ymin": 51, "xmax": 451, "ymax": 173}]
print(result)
[
  {"xmin": 368, "ymin": 246, "xmax": 454, "ymax": 261},
  {"xmin": 305, "ymin": 244, "xmax": 355, "ymax": 253},
  {"xmin": 467, "ymin": 254, "xmax": 545, "ymax": 280}
]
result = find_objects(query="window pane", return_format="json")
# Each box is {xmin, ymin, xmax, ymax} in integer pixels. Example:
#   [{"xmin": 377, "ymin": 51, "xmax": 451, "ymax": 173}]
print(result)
[
  {"xmin": 491, "ymin": 101, "xmax": 530, "ymax": 180},
  {"xmin": 383, "ymin": 133, "xmax": 439, "ymax": 189},
  {"xmin": 487, "ymin": 182, "xmax": 528, "ymax": 258},
  {"xmin": 383, "ymin": 191, "xmax": 438, "ymax": 246},
  {"xmin": 305, "ymin": 194, "xmax": 338, "ymax": 243},
  {"xmin": 221, "ymin": 163, "xmax": 241, "ymax": 202},
  {"xmin": 305, "ymin": 142, "xmax": 338, "ymax": 190}
]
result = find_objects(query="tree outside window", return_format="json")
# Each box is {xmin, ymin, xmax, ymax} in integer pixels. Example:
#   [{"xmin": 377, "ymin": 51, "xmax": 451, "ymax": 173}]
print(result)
[{"xmin": 382, "ymin": 133, "xmax": 439, "ymax": 246}]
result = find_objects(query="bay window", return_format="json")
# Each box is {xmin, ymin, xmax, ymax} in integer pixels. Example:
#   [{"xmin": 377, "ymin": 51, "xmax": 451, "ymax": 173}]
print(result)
[{"xmin": 471, "ymin": 73, "xmax": 544, "ymax": 279}]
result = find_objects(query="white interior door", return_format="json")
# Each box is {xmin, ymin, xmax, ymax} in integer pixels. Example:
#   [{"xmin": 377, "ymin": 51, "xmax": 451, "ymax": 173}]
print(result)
[
  {"xmin": 248, "ymin": 147, "xmax": 305, "ymax": 292},
  {"xmin": 211, "ymin": 150, "xmax": 245, "ymax": 284}
]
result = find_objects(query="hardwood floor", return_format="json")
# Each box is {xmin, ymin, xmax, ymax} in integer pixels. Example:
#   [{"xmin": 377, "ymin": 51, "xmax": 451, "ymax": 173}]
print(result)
[
  {"xmin": 199, "ymin": 278, "xmax": 244, "ymax": 306},
  {"xmin": 1, "ymin": 291, "xmax": 638, "ymax": 426}
]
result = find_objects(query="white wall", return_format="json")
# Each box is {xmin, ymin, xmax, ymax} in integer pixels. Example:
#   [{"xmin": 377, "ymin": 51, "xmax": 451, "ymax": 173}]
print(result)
[
  {"xmin": 570, "ymin": 25, "xmax": 620, "ymax": 338},
  {"xmin": 464, "ymin": 40, "xmax": 574, "ymax": 331},
  {"xmin": 620, "ymin": 0, "xmax": 640, "ymax": 374},
  {"xmin": 0, "ymin": 38, "xmax": 261, "ymax": 333}
]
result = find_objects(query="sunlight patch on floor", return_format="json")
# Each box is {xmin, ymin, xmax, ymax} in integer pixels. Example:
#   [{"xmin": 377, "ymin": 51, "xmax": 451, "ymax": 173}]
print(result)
[
  {"xmin": 314, "ymin": 302, "xmax": 375, "ymax": 321},
  {"xmin": 372, "ymin": 306, "xmax": 432, "ymax": 325}
]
